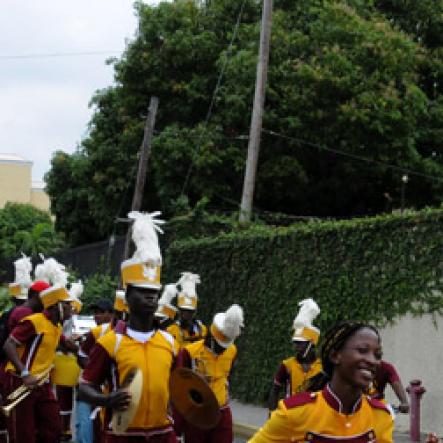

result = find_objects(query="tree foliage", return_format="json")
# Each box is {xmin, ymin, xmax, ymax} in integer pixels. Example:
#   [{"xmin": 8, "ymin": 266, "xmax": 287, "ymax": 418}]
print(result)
[
  {"xmin": 45, "ymin": 0, "xmax": 443, "ymax": 245},
  {"xmin": 0, "ymin": 203, "xmax": 64, "ymax": 259}
]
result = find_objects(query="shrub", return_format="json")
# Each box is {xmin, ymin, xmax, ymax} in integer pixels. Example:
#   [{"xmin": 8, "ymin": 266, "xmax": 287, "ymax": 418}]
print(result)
[{"xmin": 163, "ymin": 208, "xmax": 443, "ymax": 403}]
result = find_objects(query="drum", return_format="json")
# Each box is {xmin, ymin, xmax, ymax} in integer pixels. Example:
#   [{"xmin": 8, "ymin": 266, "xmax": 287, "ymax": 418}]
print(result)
[{"xmin": 51, "ymin": 353, "xmax": 81, "ymax": 387}]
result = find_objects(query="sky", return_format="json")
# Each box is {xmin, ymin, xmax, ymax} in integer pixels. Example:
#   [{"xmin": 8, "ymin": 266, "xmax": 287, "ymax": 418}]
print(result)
[{"xmin": 0, "ymin": 1, "xmax": 158, "ymax": 182}]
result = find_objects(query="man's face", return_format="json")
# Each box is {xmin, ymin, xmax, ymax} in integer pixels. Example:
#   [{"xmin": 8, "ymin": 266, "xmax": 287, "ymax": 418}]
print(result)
[
  {"xmin": 126, "ymin": 286, "xmax": 159, "ymax": 315},
  {"xmin": 293, "ymin": 341, "xmax": 312, "ymax": 361},
  {"xmin": 93, "ymin": 309, "xmax": 113, "ymax": 325},
  {"xmin": 179, "ymin": 309, "xmax": 194, "ymax": 326}
]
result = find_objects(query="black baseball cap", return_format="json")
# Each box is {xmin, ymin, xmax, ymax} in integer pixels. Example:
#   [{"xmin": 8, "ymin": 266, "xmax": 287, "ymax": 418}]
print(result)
[{"xmin": 90, "ymin": 298, "xmax": 114, "ymax": 312}]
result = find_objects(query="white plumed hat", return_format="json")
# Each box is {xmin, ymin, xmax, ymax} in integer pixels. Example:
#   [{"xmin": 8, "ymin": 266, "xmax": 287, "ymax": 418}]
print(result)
[
  {"xmin": 33, "ymin": 256, "xmax": 69, "ymax": 309},
  {"xmin": 9, "ymin": 253, "xmax": 33, "ymax": 299},
  {"xmin": 177, "ymin": 272, "xmax": 200, "ymax": 310},
  {"xmin": 210, "ymin": 304, "xmax": 244, "ymax": 348},
  {"xmin": 155, "ymin": 284, "xmax": 178, "ymax": 320},
  {"xmin": 121, "ymin": 211, "xmax": 165, "ymax": 290},
  {"xmin": 34, "ymin": 256, "xmax": 69, "ymax": 288},
  {"xmin": 68, "ymin": 280, "xmax": 84, "ymax": 313},
  {"xmin": 292, "ymin": 298, "xmax": 320, "ymax": 344}
]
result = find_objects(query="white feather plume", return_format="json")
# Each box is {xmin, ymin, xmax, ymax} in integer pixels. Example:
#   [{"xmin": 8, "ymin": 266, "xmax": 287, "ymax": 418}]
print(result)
[
  {"xmin": 34, "ymin": 254, "xmax": 47, "ymax": 282},
  {"xmin": 158, "ymin": 284, "xmax": 177, "ymax": 306},
  {"xmin": 222, "ymin": 304, "xmax": 244, "ymax": 341},
  {"xmin": 177, "ymin": 272, "xmax": 201, "ymax": 297},
  {"xmin": 128, "ymin": 211, "xmax": 165, "ymax": 265},
  {"xmin": 34, "ymin": 257, "xmax": 68, "ymax": 287},
  {"xmin": 69, "ymin": 280, "xmax": 84, "ymax": 300},
  {"xmin": 293, "ymin": 298, "xmax": 320, "ymax": 331},
  {"xmin": 13, "ymin": 253, "xmax": 33, "ymax": 288}
]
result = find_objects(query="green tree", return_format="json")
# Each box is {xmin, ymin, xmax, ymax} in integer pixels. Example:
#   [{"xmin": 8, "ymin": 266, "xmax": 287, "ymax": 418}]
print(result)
[
  {"xmin": 45, "ymin": 151, "xmax": 100, "ymax": 245},
  {"xmin": 46, "ymin": 0, "xmax": 443, "ymax": 244},
  {"xmin": 0, "ymin": 203, "xmax": 65, "ymax": 259}
]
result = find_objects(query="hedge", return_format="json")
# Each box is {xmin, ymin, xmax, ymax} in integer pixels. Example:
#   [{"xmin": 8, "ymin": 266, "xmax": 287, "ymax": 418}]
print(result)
[{"xmin": 163, "ymin": 208, "xmax": 443, "ymax": 404}]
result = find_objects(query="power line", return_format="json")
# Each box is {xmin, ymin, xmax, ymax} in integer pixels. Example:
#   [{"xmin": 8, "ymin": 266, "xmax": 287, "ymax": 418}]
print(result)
[
  {"xmin": 262, "ymin": 129, "xmax": 443, "ymax": 183},
  {"xmin": 180, "ymin": 0, "xmax": 248, "ymax": 195},
  {"xmin": 0, "ymin": 50, "xmax": 121, "ymax": 60}
]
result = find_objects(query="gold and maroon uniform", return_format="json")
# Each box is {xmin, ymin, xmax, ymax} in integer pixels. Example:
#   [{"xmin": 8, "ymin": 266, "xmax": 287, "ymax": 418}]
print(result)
[
  {"xmin": 367, "ymin": 360, "xmax": 400, "ymax": 400},
  {"xmin": 176, "ymin": 339, "xmax": 237, "ymax": 443},
  {"xmin": 274, "ymin": 357, "xmax": 322, "ymax": 397},
  {"xmin": 6, "ymin": 312, "xmax": 63, "ymax": 443},
  {"xmin": 249, "ymin": 385, "xmax": 393, "ymax": 443},
  {"xmin": 6, "ymin": 312, "xmax": 62, "ymax": 376},
  {"xmin": 167, "ymin": 320, "xmax": 207, "ymax": 348},
  {"xmin": 78, "ymin": 322, "xmax": 112, "ymax": 358},
  {"xmin": 81, "ymin": 325, "xmax": 179, "ymax": 442},
  {"xmin": 0, "ymin": 306, "xmax": 34, "ymax": 443}
]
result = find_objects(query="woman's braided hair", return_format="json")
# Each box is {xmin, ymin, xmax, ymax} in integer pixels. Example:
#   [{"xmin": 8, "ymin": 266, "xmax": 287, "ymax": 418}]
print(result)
[{"xmin": 304, "ymin": 321, "xmax": 380, "ymax": 392}]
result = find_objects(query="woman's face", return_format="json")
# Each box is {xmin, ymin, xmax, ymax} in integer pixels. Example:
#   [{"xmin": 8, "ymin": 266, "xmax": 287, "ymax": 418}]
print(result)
[{"xmin": 331, "ymin": 327, "xmax": 382, "ymax": 389}]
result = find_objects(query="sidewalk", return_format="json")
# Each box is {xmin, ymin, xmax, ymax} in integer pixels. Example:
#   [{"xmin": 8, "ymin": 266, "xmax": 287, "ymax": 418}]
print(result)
[{"xmin": 231, "ymin": 399, "xmax": 424, "ymax": 442}]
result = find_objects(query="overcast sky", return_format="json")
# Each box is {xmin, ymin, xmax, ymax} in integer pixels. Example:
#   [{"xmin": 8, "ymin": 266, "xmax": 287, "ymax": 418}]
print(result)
[{"xmin": 0, "ymin": 1, "xmax": 158, "ymax": 182}]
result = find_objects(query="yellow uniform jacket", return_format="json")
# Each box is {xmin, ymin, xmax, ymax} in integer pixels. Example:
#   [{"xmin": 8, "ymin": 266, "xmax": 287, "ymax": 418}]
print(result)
[
  {"xmin": 275, "ymin": 357, "xmax": 322, "ymax": 396},
  {"xmin": 167, "ymin": 320, "xmax": 207, "ymax": 348},
  {"xmin": 249, "ymin": 385, "xmax": 394, "ymax": 443},
  {"xmin": 7, "ymin": 312, "xmax": 62, "ymax": 375},
  {"xmin": 181, "ymin": 339, "xmax": 237, "ymax": 407},
  {"xmin": 83, "ymin": 327, "xmax": 179, "ymax": 431}
]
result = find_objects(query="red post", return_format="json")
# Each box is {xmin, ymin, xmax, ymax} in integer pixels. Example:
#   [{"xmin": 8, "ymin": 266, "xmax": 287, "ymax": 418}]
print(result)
[{"xmin": 406, "ymin": 380, "xmax": 426, "ymax": 441}]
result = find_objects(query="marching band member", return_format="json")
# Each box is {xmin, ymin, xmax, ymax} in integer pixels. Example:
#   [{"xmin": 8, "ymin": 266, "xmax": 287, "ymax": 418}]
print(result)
[
  {"xmin": 367, "ymin": 359, "xmax": 409, "ymax": 413},
  {"xmin": 154, "ymin": 284, "xmax": 178, "ymax": 330},
  {"xmin": 79, "ymin": 211, "xmax": 179, "ymax": 443},
  {"xmin": 78, "ymin": 297, "xmax": 116, "ymax": 366},
  {"xmin": 55, "ymin": 280, "xmax": 84, "ymax": 441},
  {"xmin": 176, "ymin": 304, "xmax": 244, "ymax": 443},
  {"xmin": 249, "ymin": 322, "xmax": 394, "ymax": 443},
  {"xmin": 268, "ymin": 298, "xmax": 322, "ymax": 413},
  {"xmin": 0, "ymin": 254, "xmax": 36, "ymax": 443},
  {"xmin": 90, "ymin": 298, "xmax": 114, "ymax": 327},
  {"xmin": 8, "ymin": 280, "xmax": 47, "ymax": 331},
  {"xmin": 167, "ymin": 272, "xmax": 207, "ymax": 346},
  {"xmin": 4, "ymin": 280, "xmax": 70, "ymax": 443},
  {"xmin": 76, "ymin": 297, "xmax": 114, "ymax": 443},
  {"xmin": 76, "ymin": 292, "xmax": 126, "ymax": 443}
]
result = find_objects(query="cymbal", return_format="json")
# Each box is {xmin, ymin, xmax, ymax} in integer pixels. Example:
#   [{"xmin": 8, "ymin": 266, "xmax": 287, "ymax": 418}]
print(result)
[
  {"xmin": 112, "ymin": 367, "xmax": 143, "ymax": 434},
  {"xmin": 170, "ymin": 367, "xmax": 221, "ymax": 430}
]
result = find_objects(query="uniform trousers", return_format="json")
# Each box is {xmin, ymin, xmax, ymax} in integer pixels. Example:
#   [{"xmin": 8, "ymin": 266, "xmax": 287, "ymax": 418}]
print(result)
[
  {"xmin": 7, "ymin": 373, "xmax": 61, "ymax": 443},
  {"xmin": 0, "ymin": 367, "xmax": 9, "ymax": 443},
  {"xmin": 183, "ymin": 406, "xmax": 232, "ymax": 443},
  {"xmin": 104, "ymin": 429, "xmax": 177, "ymax": 443},
  {"xmin": 56, "ymin": 385, "xmax": 73, "ymax": 437}
]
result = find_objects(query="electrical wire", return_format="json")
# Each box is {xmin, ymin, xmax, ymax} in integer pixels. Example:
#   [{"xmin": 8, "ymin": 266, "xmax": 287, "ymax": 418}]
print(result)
[
  {"xmin": 180, "ymin": 0, "xmax": 249, "ymax": 195},
  {"xmin": 262, "ymin": 129, "xmax": 443, "ymax": 183}
]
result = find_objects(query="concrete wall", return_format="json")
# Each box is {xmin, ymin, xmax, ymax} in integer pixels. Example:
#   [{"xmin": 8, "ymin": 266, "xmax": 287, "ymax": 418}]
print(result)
[
  {"xmin": 0, "ymin": 161, "xmax": 32, "ymax": 207},
  {"xmin": 380, "ymin": 313, "xmax": 443, "ymax": 435},
  {"xmin": 0, "ymin": 157, "xmax": 50, "ymax": 213},
  {"xmin": 30, "ymin": 187, "xmax": 50, "ymax": 212}
]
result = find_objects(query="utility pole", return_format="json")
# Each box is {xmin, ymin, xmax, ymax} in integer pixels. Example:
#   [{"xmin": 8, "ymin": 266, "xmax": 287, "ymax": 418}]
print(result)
[
  {"xmin": 122, "ymin": 96, "xmax": 159, "ymax": 261},
  {"xmin": 239, "ymin": 0, "xmax": 273, "ymax": 224}
]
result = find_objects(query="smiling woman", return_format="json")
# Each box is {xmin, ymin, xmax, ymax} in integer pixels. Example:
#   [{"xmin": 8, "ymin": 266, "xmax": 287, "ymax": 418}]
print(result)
[{"xmin": 248, "ymin": 322, "xmax": 394, "ymax": 443}]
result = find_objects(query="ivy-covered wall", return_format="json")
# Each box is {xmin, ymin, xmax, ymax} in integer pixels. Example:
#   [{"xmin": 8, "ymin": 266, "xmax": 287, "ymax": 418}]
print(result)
[{"xmin": 163, "ymin": 209, "xmax": 443, "ymax": 404}]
